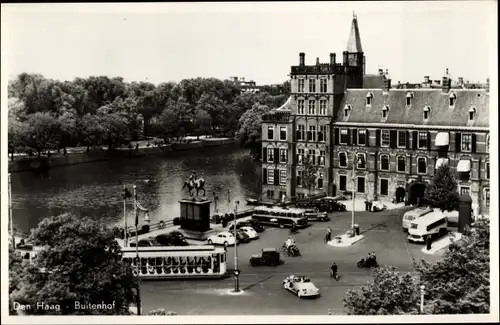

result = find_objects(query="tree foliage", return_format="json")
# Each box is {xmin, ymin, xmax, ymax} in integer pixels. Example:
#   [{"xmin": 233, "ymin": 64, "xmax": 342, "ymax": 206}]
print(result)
[
  {"xmin": 424, "ymin": 164, "xmax": 460, "ymax": 211},
  {"xmin": 10, "ymin": 213, "xmax": 137, "ymax": 315},
  {"xmin": 235, "ymin": 103, "xmax": 272, "ymax": 158},
  {"xmin": 342, "ymin": 219, "xmax": 490, "ymax": 315}
]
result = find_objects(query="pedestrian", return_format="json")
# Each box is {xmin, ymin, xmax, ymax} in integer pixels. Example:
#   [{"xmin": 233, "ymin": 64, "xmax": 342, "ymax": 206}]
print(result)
[
  {"xmin": 325, "ymin": 227, "xmax": 332, "ymax": 243},
  {"xmin": 426, "ymin": 236, "xmax": 432, "ymax": 251},
  {"xmin": 330, "ymin": 262, "xmax": 338, "ymax": 280}
]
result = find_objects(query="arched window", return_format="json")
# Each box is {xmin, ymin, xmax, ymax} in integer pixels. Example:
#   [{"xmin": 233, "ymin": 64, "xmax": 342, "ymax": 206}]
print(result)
[
  {"xmin": 423, "ymin": 106, "xmax": 431, "ymax": 120},
  {"xmin": 449, "ymin": 92, "xmax": 456, "ymax": 106},
  {"xmin": 469, "ymin": 106, "xmax": 476, "ymax": 121},
  {"xmin": 344, "ymin": 105, "xmax": 352, "ymax": 118},
  {"xmin": 380, "ymin": 154, "xmax": 390, "ymax": 171},
  {"xmin": 406, "ymin": 92, "xmax": 413, "ymax": 106},
  {"xmin": 382, "ymin": 105, "xmax": 389, "ymax": 118},
  {"xmin": 397, "ymin": 156, "xmax": 406, "ymax": 172},
  {"xmin": 417, "ymin": 157, "xmax": 427, "ymax": 174},
  {"xmin": 366, "ymin": 92, "xmax": 373, "ymax": 105},
  {"xmin": 357, "ymin": 153, "xmax": 366, "ymax": 169}
]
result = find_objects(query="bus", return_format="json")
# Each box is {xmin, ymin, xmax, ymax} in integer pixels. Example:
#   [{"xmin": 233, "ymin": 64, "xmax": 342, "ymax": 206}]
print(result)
[
  {"xmin": 121, "ymin": 245, "xmax": 227, "ymax": 279},
  {"xmin": 251, "ymin": 206, "xmax": 309, "ymax": 228},
  {"xmin": 408, "ymin": 210, "xmax": 448, "ymax": 243}
]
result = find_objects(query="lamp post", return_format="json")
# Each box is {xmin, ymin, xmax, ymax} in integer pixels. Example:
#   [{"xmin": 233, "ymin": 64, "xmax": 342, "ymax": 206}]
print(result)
[
  {"xmin": 227, "ymin": 189, "xmax": 231, "ymax": 214},
  {"xmin": 233, "ymin": 200, "xmax": 240, "ymax": 292},
  {"xmin": 133, "ymin": 185, "xmax": 141, "ymax": 315},
  {"xmin": 420, "ymin": 285, "xmax": 425, "ymax": 314},
  {"xmin": 123, "ymin": 185, "xmax": 128, "ymax": 247},
  {"xmin": 9, "ymin": 173, "xmax": 15, "ymax": 248}
]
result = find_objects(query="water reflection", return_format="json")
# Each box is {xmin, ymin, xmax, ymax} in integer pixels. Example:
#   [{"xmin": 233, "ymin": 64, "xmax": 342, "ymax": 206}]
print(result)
[{"xmin": 11, "ymin": 146, "xmax": 261, "ymax": 234}]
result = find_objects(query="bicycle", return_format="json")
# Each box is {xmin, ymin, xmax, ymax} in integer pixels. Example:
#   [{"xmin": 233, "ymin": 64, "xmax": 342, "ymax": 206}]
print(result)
[{"xmin": 330, "ymin": 270, "xmax": 340, "ymax": 281}]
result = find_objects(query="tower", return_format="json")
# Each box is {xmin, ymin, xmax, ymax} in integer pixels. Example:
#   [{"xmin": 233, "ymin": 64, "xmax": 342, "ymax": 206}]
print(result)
[{"xmin": 344, "ymin": 12, "xmax": 365, "ymax": 88}]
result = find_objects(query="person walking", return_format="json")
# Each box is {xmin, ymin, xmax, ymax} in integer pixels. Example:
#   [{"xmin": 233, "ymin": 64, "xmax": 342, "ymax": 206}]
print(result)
[
  {"xmin": 330, "ymin": 262, "xmax": 339, "ymax": 280},
  {"xmin": 325, "ymin": 227, "xmax": 332, "ymax": 243}
]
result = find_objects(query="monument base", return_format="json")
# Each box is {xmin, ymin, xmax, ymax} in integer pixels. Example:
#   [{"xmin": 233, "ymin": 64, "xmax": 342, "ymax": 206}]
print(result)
[{"xmin": 178, "ymin": 228, "xmax": 219, "ymax": 241}]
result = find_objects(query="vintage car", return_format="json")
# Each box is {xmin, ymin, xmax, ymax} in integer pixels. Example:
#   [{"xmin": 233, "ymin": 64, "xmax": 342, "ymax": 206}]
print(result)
[
  {"xmin": 207, "ymin": 231, "xmax": 237, "ymax": 247},
  {"xmin": 402, "ymin": 206, "xmax": 433, "ymax": 231},
  {"xmin": 282, "ymin": 275, "xmax": 320, "ymax": 297},
  {"xmin": 371, "ymin": 201, "xmax": 387, "ymax": 212},
  {"xmin": 236, "ymin": 229, "xmax": 251, "ymax": 243},
  {"xmin": 249, "ymin": 248, "xmax": 280, "ymax": 266},
  {"xmin": 304, "ymin": 209, "xmax": 330, "ymax": 222},
  {"xmin": 239, "ymin": 226, "xmax": 259, "ymax": 239},
  {"xmin": 229, "ymin": 220, "xmax": 265, "ymax": 233}
]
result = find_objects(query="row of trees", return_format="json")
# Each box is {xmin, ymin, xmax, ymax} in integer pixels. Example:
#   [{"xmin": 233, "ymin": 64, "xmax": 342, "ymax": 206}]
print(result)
[{"xmin": 8, "ymin": 73, "xmax": 289, "ymax": 160}]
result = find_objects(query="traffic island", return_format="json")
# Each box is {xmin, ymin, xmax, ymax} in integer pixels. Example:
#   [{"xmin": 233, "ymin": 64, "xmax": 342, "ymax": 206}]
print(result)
[
  {"xmin": 421, "ymin": 232, "xmax": 462, "ymax": 255},
  {"xmin": 327, "ymin": 233, "xmax": 365, "ymax": 247},
  {"xmin": 226, "ymin": 289, "xmax": 246, "ymax": 296}
]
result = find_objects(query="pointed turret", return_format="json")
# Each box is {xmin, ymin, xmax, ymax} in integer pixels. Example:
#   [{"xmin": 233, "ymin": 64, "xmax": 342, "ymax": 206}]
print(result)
[{"xmin": 347, "ymin": 12, "xmax": 363, "ymax": 53}]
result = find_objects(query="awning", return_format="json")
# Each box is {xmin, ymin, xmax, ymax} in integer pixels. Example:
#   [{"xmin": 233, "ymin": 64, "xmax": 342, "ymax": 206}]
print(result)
[
  {"xmin": 435, "ymin": 158, "xmax": 449, "ymax": 169},
  {"xmin": 435, "ymin": 132, "xmax": 449, "ymax": 146},
  {"xmin": 456, "ymin": 160, "xmax": 471, "ymax": 173}
]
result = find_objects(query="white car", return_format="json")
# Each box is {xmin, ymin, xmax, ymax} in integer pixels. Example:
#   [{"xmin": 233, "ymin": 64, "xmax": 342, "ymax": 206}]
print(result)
[
  {"xmin": 371, "ymin": 201, "xmax": 387, "ymax": 212},
  {"xmin": 402, "ymin": 206, "xmax": 433, "ymax": 231},
  {"xmin": 207, "ymin": 231, "xmax": 236, "ymax": 247},
  {"xmin": 239, "ymin": 226, "xmax": 259, "ymax": 239},
  {"xmin": 283, "ymin": 275, "xmax": 320, "ymax": 297}
]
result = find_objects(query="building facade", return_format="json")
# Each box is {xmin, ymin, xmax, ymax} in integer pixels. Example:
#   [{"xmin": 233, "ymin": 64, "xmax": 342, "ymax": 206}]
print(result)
[{"xmin": 260, "ymin": 14, "xmax": 490, "ymax": 216}]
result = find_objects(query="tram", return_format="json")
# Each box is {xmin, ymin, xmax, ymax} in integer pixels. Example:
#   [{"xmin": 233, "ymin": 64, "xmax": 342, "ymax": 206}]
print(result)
[{"xmin": 121, "ymin": 245, "xmax": 227, "ymax": 279}]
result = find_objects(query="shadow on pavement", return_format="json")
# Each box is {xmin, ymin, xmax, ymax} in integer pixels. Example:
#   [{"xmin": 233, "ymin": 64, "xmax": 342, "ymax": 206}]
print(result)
[{"xmin": 241, "ymin": 275, "xmax": 275, "ymax": 291}]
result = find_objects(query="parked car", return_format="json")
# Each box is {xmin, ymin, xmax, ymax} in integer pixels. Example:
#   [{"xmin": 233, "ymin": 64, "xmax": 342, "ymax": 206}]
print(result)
[
  {"xmin": 155, "ymin": 231, "xmax": 189, "ymax": 246},
  {"xmin": 371, "ymin": 201, "xmax": 387, "ymax": 212},
  {"xmin": 282, "ymin": 275, "xmax": 320, "ymax": 297},
  {"xmin": 236, "ymin": 229, "xmax": 251, "ymax": 243},
  {"xmin": 304, "ymin": 209, "xmax": 330, "ymax": 222},
  {"xmin": 206, "ymin": 231, "xmax": 237, "ymax": 247},
  {"xmin": 402, "ymin": 206, "xmax": 433, "ymax": 231},
  {"xmin": 239, "ymin": 226, "xmax": 259, "ymax": 239},
  {"xmin": 129, "ymin": 237, "xmax": 159, "ymax": 247},
  {"xmin": 237, "ymin": 220, "xmax": 265, "ymax": 232},
  {"xmin": 250, "ymin": 248, "xmax": 280, "ymax": 266}
]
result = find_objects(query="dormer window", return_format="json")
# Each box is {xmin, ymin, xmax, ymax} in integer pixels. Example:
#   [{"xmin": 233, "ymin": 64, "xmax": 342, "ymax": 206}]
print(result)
[
  {"xmin": 423, "ymin": 106, "xmax": 431, "ymax": 120},
  {"xmin": 449, "ymin": 92, "xmax": 456, "ymax": 106},
  {"xmin": 366, "ymin": 92, "xmax": 373, "ymax": 105},
  {"xmin": 382, "ymin": 105, "xmax": 389, "ymax": 118},
  {"xmin": 344, "ymin": 105, "xmax": 352, "ymax": 118},
  {"xmin": 468, "ymin": 106, "xmax": 476, "ymax": 121},
  {"xmin": 406, "ymin": 92, "xmax": 413, "ymax": 106}
]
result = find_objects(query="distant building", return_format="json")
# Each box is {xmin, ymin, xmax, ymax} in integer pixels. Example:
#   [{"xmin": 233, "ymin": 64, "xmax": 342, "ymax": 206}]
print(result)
[
  {"xmin": 260, "ymin": 13, "xmax": 490, "ymax": 217},
  {"xmin": 230, "ymin": 77, "xmax": 260, "ymax": 93}
]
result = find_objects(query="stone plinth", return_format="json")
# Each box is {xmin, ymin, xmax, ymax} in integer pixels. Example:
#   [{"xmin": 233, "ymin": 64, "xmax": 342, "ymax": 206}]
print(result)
[{"xmin": 179, "ymin": 197, "xmax": 211, "ymax": 232}]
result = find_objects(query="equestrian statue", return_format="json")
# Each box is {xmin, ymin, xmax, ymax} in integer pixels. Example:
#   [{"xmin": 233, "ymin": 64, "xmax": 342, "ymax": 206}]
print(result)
[{"xmin": 183, "ymin": 171, "xmax": 206, "ymax": 197}]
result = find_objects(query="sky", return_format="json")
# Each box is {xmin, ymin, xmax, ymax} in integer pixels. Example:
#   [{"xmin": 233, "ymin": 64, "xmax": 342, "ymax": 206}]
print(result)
[{"xmin": 1, "ymin": 1, "xmax": 497, "ymax": 85}]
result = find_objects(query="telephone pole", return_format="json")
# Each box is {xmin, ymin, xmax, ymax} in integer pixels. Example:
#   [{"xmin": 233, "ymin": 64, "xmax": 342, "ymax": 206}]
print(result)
[{"xmin": 233, "ymin": 200, "xmax": 240, "ymax": 292}]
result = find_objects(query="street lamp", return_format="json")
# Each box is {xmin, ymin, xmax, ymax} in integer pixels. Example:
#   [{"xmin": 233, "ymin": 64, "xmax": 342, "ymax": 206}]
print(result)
[
  {"xmin": 133, "ymin": 185, "xmax": 142, "ymax": 316},
  {"xmin": 420, "ymin": 285, "xmax": 425, "ymax": 314},
  {"xmin": 233, "ymin": 200, "xmax": 241, "ymax": 293}
]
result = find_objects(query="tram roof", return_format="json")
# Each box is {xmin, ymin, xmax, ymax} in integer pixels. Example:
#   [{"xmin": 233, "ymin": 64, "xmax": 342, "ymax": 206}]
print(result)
[
  {"xmin": 254, "ymin": 205, "xmax": 306, "ymax": 214},
  {"xmin": 121, "ymin": 245, "xmax": 225, "ymax": 254}
]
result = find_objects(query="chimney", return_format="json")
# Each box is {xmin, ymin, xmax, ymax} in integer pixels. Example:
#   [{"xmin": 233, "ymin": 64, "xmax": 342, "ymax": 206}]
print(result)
[
  {"xmin": 342, "ymin": 51, "xmax": 348, "ymax": 65},
  {"xmin": 442, "ymin": 68, "xmax": 451, "ymax": 92},
  {"xmin": 378, "ymin": 68, "xmax": 384, "ymax": 76},
  {"xmin": 383, "ymin": 76, "xmax": 391, "ymax": 92},
  {"xmin": 424, "ymin": 76, "xmax": 430, "ymax": 83},
  {"xmin": 299, "ymin": 52, "xmax": 305, "ymax": 66},
  {"xmin": 330, "ymin": 53, "xmax": 336, "ymax": 65},
  {"xmin": 316, "ymin": 57, "xmax": 320, "ymax": 65}
]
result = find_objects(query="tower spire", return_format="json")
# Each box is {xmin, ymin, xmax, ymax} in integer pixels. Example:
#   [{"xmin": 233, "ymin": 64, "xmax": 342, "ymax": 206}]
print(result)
[{"xmin": 347, "ymin": 13, "xmax": 363, "ymax": 53}]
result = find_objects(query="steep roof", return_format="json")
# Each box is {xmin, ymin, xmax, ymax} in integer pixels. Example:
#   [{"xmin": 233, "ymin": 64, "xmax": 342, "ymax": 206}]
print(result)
[
  {"xmin": 347, "ymin": 15, "xmax": 363, "ymax": 53},
  {"xmin": 338, "ymin": 89, "xmax": 489, "ymax": 127},
  {"xmin": 275, "ymin": 96, "xmax": 292, "ymax": 111},
  {"xmin": 363, "ymin": 74, "xmax": 385, "ymax": 89}
]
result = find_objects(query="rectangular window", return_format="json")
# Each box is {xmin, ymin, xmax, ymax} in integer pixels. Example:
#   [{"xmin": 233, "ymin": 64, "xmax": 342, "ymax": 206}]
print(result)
[
  {"xmin": 486, "ymin": 162, "xmax": 490, "ymax": 179},
  {"xmin": 297, "ymin": 125, "xmax": 305, "ymax": 141},
  {"xmin": 319, "ymin": 125, "xmax": 327, "ymax": 142},
  {"xmin": 298, "ymin": 99, "xmax": 305, "ymax": 114},
  {"xmin": 297, "ymin": 170, "xmax": 303, "ymax": 187},
  {"xmin": 298, "ymin": 79, "xmax": 305, "ymax": 93},
  {"xmin": 319, "ymin": 150, "xmax": 325, "ymax": 166},
  {"xmin": 417, "ymin": 157, "xmax": 427, "ymax": 174},
  {"xmin": 398, "ymin": 131, "xmax": 407, "ymax": 147},
  {"xmin": 320, "ymin": 79, "xmax": 327, "ymax": 93},
  {"xmin": 357, "ymin": 153, "xmax": 366, "ymax": 169},
  {"xmin": 308, "ymin": 125, "xmax": 316, "ymax": 141},
  {"xmin": 266, "ymin": 190, "xmax": 274, "ymax": 199},
  {"xmin": 319, "ymin": 100, "xmax": 327, "ymax": 115},
  {"xmin": 461, "ymin": 133, "xmax": 472, "ymax": 152},
  {"xmin": 397, "ymin": 156, "xmax": 406, "ymax": 172},
  {"xmin": 309, "ymin": 79, "xmax": 316, "ymax": 93},
  {"xmin": 267, "ymin": 148, "xmax": 274, "ymax": 163},
  {"xmin": 339, "ymin": 175, "xmax": 347, "ymax": 191},
  {"xmin": 308, "ymin": 100, "xmax": 316, "ymax": 115},
  {"xmin": 358, "ymin": 129, "xmax": 367, "ymax": 146},
  {"xmin": 267, "ymin": 126, "xmax": 274, "ymax": 140},
  {"xmin": 280, "ymin": 170, "xmax": 287, "ymax": 185},
  {"xmin": 318, "ymin": 173, "xmax": 324, "ymax": 189},
  {"xmin": 418, "ymin": 132, "xmax": 428, "ymax": 149},
  {"xmin": 267, "ymin": 168, "xmax": 274, "ymax": 184},
  {"xmin": 279, "ymin": 149, "xmax": 288, "ymax": 163},
  {"xmin": 297, "ymin": 149, "xmax": 304, "ymax": 164},
  {"xmin": 485, "ymin": 188, "xmax": 490, "ymax": 207},
  {"xmin": 357, "ymin": 177, "xmax": 365, "ymax": 193},
  {"xmin": 380, "ymin": 155, "xmax": 390, "ymax": 171},
  {"xmin": 280, "ymin": 127, "xmax": 287, "ymax": 141},
  {"xmin": 340, "ymin": 128, "xmax": 349, "ymax": 145},
  {"xmin": 460, "ymin": 186, "xmax": 470, "ymax": 196},
  {"xmin": 381, "ymin": 130, "xmax": 390, "ymax": 147},
  {"xmin": 339, "ymin": 152, "xmax": 347, "ymax": 168},
  {"xmin": 380, "ymin": 179, "xmax": 389, "ymax": 195}
]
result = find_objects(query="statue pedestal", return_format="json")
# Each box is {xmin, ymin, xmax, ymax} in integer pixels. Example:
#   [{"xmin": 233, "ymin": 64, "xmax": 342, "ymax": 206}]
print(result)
[{"xmin": 178, "ymin": 198, "xmax": 212, "ymax": 239}]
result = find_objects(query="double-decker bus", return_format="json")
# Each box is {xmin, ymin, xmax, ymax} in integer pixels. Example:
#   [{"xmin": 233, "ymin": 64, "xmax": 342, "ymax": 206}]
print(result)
[
  {"xmin": 121, "ymin": 245, "xmax": 227, "ymax": 279},
  {"xmin": 251, "ymin": 206, "xmax": 309, "ymax": 228}
]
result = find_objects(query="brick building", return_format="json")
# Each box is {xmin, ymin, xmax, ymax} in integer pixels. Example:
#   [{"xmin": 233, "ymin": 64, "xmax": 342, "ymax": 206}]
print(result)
[{"xmin": 260, "ymin": 14, "xmax": 490, "ymax": 216}]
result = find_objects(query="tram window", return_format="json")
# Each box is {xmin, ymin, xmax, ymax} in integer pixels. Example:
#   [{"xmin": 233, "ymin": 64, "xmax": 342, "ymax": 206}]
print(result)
[
  {"xmin": 155, "ymin": 257, "xmax": 163, "ymax": 266},
  {"xmin": 148, "ymin": 258, "xmax": 155, "ymax": 267},
  {"xmin": 179, "ymin": 257, "xmax": 184, "ymax": 265},
  {"xmin": 172, "ymin": 257, "xmax": 179, "ymax": 265}
]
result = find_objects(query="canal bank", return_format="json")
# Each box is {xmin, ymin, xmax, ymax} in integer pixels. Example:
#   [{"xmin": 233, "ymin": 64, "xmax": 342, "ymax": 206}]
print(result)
[{"xmin": 8, "ymin": 137, "xmax": 238, "ymax": 173}]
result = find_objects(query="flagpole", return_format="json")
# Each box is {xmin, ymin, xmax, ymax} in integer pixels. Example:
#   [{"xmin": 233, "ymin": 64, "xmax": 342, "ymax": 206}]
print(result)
[
  {"xmin": 123, "ymin": 185, "xmax": 128, "ymax": 247},
  {"xmin": 9, "ymin": 173, "xmax": 15, "ymax": 248},
  {"xmin": 133, "ymin": 185, "xmax": 141, "ymax": 315}
]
